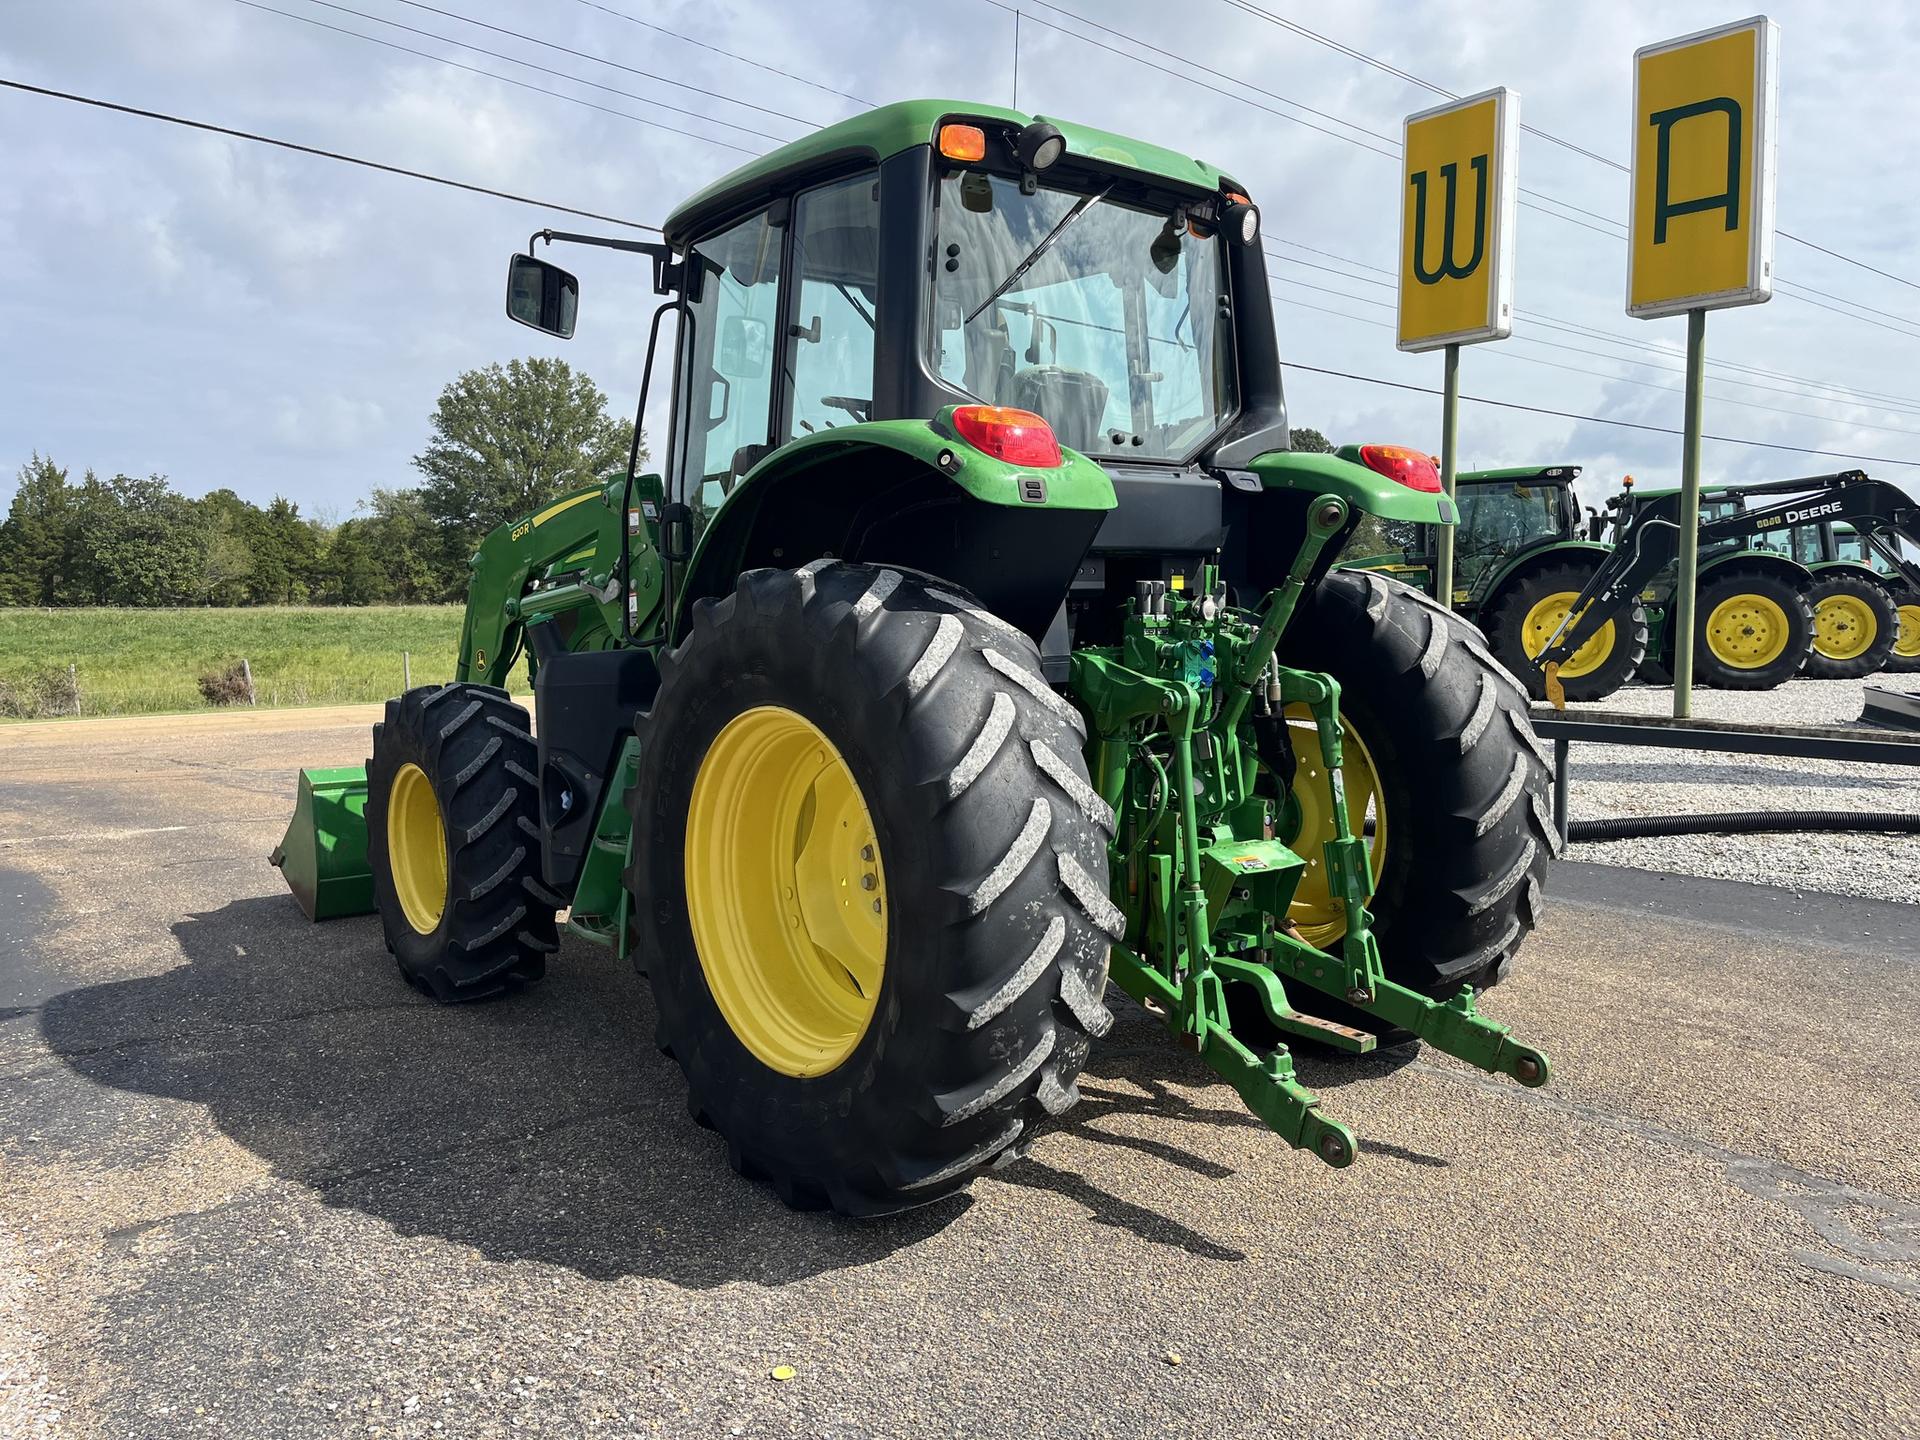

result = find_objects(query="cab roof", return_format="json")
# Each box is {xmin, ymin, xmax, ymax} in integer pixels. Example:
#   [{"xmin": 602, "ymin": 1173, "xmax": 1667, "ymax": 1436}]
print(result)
[
  {"xmin": 663, "ymin": 99, "xmax": 1236, "ymax": 246},
  {"xmin": 1456, "ymin": 464, "xmax": 1582, "ymax": 486}
]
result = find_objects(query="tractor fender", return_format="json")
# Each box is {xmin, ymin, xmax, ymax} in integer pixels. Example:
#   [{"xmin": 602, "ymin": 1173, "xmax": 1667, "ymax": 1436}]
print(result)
[
  {"xmin": 1697, "ymin": 548, "xmax": 1814, "ymax": 587},
  {"xmin": 1477, "ymin": 540, "xmax": 1613, "ymax": 614},
  {"xmin": 675, "ymin": 416, "xmax": 1116, "ymax": 643},
  {"xmin": 1806, "ymin": 558, "xmax": 1898, "ymax": 592},
  {"xmin": 1253, "ymin": 449, "xmax": 1456, "ymax": 525}
]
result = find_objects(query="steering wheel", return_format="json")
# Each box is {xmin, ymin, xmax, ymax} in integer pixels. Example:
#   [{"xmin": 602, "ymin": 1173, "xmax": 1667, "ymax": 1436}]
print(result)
[{"xmin": 821, "ymin": 395, "xmax": 872, "ymax": 423}]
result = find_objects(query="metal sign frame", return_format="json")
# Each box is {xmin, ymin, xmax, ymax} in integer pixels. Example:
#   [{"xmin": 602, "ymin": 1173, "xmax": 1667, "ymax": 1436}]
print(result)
[
  {"xmin": 1396, "ymin": 85, "xmax": 1520, "ymax": 353},
  {"xmin": 1627, "ymin": 14, "xmax": 1779, "ymax": 320}
]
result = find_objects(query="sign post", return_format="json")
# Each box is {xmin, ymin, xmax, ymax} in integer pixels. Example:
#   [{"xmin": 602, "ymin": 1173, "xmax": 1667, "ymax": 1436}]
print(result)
[
  {"xmin": 1398, "ymin": 87, "xmax": 1519, "ymax": 611},
  {"xmin": 1629, "ymin": 15, "xmax": 1779, "ymax": 717}
]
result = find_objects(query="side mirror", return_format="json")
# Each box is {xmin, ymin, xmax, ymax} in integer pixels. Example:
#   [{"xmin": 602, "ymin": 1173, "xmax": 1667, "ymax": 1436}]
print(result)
[{"xmin": 506, "ymin": 254, "xmax": 578, "ymax": 338}]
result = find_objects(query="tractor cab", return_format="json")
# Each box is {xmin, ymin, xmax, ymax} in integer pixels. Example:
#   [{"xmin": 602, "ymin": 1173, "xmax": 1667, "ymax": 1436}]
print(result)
[{"xmin": 1449, "ymin": 465, "xmax": 1582, "ymax": 597}]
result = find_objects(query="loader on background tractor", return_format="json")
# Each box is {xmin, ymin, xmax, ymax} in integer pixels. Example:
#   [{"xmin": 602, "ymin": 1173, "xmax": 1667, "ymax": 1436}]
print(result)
[
  {"xmin": 273, "ymin": 100, "xmax": 1556, "ymax": 1214},
  {"xmin": 1536, "ymin": 470, "xmax": 1920, "ymax": 703}
]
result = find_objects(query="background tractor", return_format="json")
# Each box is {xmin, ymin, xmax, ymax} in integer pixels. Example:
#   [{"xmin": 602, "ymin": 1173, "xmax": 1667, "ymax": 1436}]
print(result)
[
  {"xmin": 1342, "ymin": 464, "xmax": 1648, "ymax": 701},
  {"xmin": 274, "ymin": 100, "xmax": 1555, "ymax": 1214},
  {"xmin": 1731, "ymin": 503, "xmax": 1920, "ymax": 678},
  {"xmin": 1537, "ymin": 470, "xmax": 1920, "ymax": 698}
]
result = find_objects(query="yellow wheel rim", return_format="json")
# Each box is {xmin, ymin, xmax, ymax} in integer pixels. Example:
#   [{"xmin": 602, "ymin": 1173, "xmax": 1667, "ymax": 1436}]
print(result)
[
  {"xmin": 1521, "ymin": 591, "xmax": 1614, "ymax": 679},
  {"xmin": 684, "ymin": 706, "xmax": 887, "ymax": 1078},
  {"xmin": 387, "ymin": 761, "xmax": 448, "ymax": 934},
  {"xmin": 1705, "ymin": 593, "xmax": 1793, "ymax": 669},
  {"xmin": 1896, "ymin": 603, "xmax": 1920, "ymax": 659},
  {"xmin": 1812, "ymin": 593, "xmax": 1879, "ymax": 661},
  {"xmin": 1285, "ymin": 708, "xmax": 1386, "ymax": 948}
]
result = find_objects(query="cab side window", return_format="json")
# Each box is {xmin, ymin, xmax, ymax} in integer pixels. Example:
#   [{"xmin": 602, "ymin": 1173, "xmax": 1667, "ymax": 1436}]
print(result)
[
  {"xmin": 784, "ymin": 173, "xmax": 879, "ymax": 438},
  {"xmin": 676, "ymin": 211, "xmax": 783, "ymax": 534}
]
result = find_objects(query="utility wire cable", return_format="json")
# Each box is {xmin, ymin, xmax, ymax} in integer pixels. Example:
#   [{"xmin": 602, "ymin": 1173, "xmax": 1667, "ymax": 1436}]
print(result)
[
  {"xmin": 1267, "ymin": 274, "xmax": 1920, "ymax": 436},
  {"xmin": 385, "ymin": 0, "xmax": 823, "ymax": 128},
  {"xmin": 563, "ymin": 0, "xmax": 871, "ymax": 107},
  {"xmin": 0, "ymin": 77, "xmax": 661, "ymax": 231},
  {"xmin": 233, "ymin": 0, "xmax": 766, "ymax": 152},
  {"xmin": 1277, "ymin": 357, "xmax": 1920, "ymax": 469}
]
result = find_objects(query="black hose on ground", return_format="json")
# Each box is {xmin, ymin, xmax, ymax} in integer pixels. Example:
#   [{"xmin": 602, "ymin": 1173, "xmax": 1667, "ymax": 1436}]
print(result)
[{"xmin": 1567, "ymin": 811, "xmax": 1920, "ymax": 841}]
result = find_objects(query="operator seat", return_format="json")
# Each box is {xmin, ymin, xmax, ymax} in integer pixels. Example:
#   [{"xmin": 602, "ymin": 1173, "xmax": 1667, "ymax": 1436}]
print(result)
[{"xmin": 1010, "ymin": 366, "xmax": 1110, "ymax": 454}]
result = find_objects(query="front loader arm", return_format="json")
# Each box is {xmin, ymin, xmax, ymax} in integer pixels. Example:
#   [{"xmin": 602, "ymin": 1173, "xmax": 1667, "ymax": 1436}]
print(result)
[
  {"xmin": 455, "ymin": 476, "xmax": 665, "ymax": 687},
  {"xmin": 1535, "ymin": 493, "xmax": 1685, "ymax": 676}
]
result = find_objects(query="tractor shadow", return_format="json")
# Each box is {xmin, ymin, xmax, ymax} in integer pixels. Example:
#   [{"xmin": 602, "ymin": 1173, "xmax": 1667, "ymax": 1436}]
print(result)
[
  {"xmin": 37, "ymin": 896, "xmax": 965, "ymax": 1289},
  {"xmin": 996, "ymin": 1006, "xmax": 1439, "ymax": 1259}
]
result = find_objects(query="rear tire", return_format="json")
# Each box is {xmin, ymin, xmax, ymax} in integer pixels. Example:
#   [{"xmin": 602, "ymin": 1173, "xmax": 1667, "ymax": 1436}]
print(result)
[
  {"xmin": 1803, "ymin": 575, "xmax": 1897, "ymax": 678},
  {"xmin": 1694, "ymin": 566, "xmax": 1813, "ymax": 689},
  {"xmin": 1278, "ymin": 571, "xmax": 1558, "ymax": 1005},
  {"xmin": 1887, "ymin": 590, "xmax": 1920, "ymax": 675},
  {"xmin": 627, "ymin": 562, "xmax": 1116, "ymax": 1216},
  {"xmin": 366, "ymin": 684, "xmax": 559, "ymax": 1001},
  {"xmin": 1481, "ymin": 561, "xmax": 1648, "ymax": 702}
]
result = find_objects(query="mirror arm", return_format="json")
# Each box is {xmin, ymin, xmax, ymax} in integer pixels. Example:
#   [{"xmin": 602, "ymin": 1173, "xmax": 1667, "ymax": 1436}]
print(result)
[{"xmin": 529, "ymin": 228, "xmax": 683, "ymax": 296}]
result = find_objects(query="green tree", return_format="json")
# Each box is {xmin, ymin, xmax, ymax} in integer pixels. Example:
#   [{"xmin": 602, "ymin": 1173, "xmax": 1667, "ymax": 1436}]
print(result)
[
  {"xmin": 413, "ymin": 358, "xmax": 638, "ymax": 570},
  {"xmin": 65, "ymin": 472, "xmax": 209, "ymax": 606},
  {"xmin": 1288, "ymin": 426, "xmax": 1333, "ymax": 453},
  {"xmin": 0, "ymin": 454, "xmax": 79, "ymax": 605},
  {"xmin": 196, "ymin": 488, "xmax": 258, "ymax": 605},
  {"xmin": 245, "ymin": 497, "xmax": 322, "ymax": 604}
]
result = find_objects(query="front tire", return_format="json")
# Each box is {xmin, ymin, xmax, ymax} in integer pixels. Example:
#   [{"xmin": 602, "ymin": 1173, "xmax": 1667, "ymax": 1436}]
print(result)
[
  {"xmin": 1279, "ymin": 571, "xmax": 1559, "ymax": 1001},
  {"xmin": 1886, "ymin": 589, "xmax": 1920, "ymax": 675},
  {"xmin": 1694, "ymin": 566, "xmax": 1813, "ymax": 689},
  {"xmin": 1803, "ymin": 574, "xmax": 1897, "ymax": 679},
  {"xmin": 627, "ymin": 563, "xmax": 1116, "ymax": 1216},
  {"xmin": 366, "ymin": 684, "xmax": 560, "ymax": 1001},
  {"xmin": 1481, "ymin": 561, "xmax": 1648, "ymax": 702}
]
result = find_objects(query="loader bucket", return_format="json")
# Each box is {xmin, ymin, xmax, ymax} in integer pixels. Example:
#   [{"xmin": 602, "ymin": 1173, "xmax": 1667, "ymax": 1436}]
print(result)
[{"xmin": 269, "ymin": 766, "xmax": 375, "ymax": 921}]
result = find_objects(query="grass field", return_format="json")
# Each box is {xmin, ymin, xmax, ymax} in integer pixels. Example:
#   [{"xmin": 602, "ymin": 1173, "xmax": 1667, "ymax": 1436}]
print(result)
[{"xmin": 0, "ymin": 606, "xmax": 471, "ymax": 719}]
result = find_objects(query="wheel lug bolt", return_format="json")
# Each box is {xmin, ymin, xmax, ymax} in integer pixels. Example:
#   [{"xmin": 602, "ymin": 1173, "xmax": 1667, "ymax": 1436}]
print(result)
[
  {"xmin": 861, "ymin": 845, "xmax": 874, "ymax": 862},
  {"xmin": 861, "ymin": 874, "xmax": 877, "ymax": 890},
  {"xmin": 871, "ymin": 900, "xmax": 883, "ymax": 913}
]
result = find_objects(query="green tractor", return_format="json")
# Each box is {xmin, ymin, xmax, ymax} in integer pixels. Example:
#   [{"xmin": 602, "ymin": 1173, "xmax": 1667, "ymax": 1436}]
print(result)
[
  {"xmin": 275, "ymin": 100, "xmax": 1555, "ymax": 1214},
  {"xmin": 1344, "ymin": 464, "xmax": 1648, "ymax": 701},
  {"xmin": 1535, "ymin": 470, "xmax": 1920, "ymax": 698},
  {"xmin": 1738, "ymin": 510, "xmax": 1918, "ymax": 679}
]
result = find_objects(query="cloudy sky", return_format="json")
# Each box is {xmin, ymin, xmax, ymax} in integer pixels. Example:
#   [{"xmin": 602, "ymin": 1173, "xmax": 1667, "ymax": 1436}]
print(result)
[{"xmin": 6, "ymin": 0, "xmax": 1920, "ymax": 521}]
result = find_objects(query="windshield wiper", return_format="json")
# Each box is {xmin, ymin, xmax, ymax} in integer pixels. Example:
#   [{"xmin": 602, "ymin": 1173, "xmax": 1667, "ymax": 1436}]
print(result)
[{"xmin": 965, "ymin": 182, "xmax": 1114, "ymax": 324}]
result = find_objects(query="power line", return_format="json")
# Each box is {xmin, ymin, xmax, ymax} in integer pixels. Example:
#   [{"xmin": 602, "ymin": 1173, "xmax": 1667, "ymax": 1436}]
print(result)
[
  {"xmin": 1278, "ymin": 359, "xmax": 1920, "ymax": 469},
  {"xmin": 1214, "ymin": 0, "xmax": 1920, "ymax": 297},
  {"xmin": 0, "ymin": 77, "xmax": 661, "ymax": 231},
  {"xmin": 233, "ymin": 0, "xmax": 767, "ymax": 152},
  {"xmin": 1266, "ymin": 275, "xmax": 1920, "ymax": 436},
  {"xmin": 385, "ymin": 0, "xmax": 824, "ymax": 129},
  {"xmin": 563, "ymin": 0, "xmax": 871, "ymax": 108},
  {"xmin": 1262, "ymin": 236, "xmax": 1920, "ymax": 411}
]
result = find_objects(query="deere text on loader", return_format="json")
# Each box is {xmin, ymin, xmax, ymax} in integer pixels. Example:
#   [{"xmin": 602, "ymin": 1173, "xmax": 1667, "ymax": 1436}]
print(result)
[{"xmin": 275, "ymin": 101, "xmax": 1557, "ymax": 1214}]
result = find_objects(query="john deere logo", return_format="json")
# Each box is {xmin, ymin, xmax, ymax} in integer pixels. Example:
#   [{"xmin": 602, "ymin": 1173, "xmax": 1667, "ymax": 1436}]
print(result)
[{"xmin": 1408, "ymin": 155, "xmax": 1489, "ymax": 284}]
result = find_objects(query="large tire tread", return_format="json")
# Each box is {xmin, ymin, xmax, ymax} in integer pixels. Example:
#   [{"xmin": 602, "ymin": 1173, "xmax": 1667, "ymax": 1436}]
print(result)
[
  {"xmin": 366, "ymin": 683, "xmax": 557, "ymax": 1002},
  {"xmin": 628, "ymin": 562, "xmax": 1113, "ymax": 1217}
]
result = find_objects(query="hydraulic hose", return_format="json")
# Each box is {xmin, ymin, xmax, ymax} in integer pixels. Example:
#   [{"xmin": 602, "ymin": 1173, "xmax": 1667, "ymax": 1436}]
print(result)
[{"xmin": 1567, "ymin": 810, "xmax": 1920, "ymax": 841}]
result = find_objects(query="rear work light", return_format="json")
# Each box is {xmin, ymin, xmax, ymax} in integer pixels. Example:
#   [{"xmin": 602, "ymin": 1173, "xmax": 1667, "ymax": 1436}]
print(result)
[
  {"xmin": 938, "ymin": 123, "xmax": 987, "ymax": 162},
  {"xmin": 1358, "ymin": 443, "xmax": 1443, "ymax": 493},
  {"xmin": 951, "ymin": 406, "xmax": 1063, "ymax": 468}
]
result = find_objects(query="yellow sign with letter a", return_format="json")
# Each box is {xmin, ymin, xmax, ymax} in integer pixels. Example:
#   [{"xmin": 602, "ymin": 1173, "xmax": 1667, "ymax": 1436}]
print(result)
[
  {"xmin": 1629, "ymin": 15, "xmax": 1778, "ymax": 318},
  {"xmin": 1397, "ymin": 87, "xmax": 1519, "ymax": 352}
]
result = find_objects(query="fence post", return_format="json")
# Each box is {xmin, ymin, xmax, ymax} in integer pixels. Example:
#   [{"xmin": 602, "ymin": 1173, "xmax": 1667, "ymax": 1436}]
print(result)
[
  {"xmin": 402, "ymin": 650, "xmax": 412, "ymax": 691},
  {"xmin": 1552, "ymin": 737, "xmax": 1570, "ymax": 848},
  {"xmin": 70, "ymin": 663, "xmax": 80, "ymax": 717},
  {"xmin": 241, "ymin": 657, "xmax": 257, "ymax": 707}
]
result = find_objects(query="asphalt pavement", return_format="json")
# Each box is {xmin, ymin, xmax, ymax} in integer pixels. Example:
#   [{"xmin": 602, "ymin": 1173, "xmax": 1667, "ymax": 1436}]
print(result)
[{"xmin": 1, "ymin": 706, "xmax": 1915, "ymax": 1439}]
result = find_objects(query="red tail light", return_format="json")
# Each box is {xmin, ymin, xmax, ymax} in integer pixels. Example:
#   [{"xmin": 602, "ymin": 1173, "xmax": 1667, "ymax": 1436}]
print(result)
[
  {"xmin": 951, "ymin": 406, "xmax": 1063, "ymax": 468},
  {"xmin": 1359, "ymin": 443, "xmax": 1442, "ymax": 493}
]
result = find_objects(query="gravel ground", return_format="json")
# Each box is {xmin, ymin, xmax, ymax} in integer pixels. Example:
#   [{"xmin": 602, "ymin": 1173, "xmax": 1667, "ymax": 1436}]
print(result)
[{"xmin": 1553, "ymin": 674, "xmax": 1920, "ymax": 903}]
